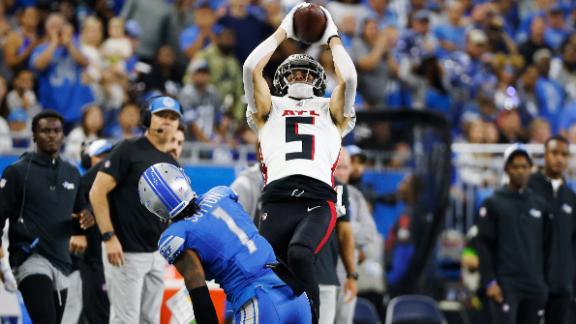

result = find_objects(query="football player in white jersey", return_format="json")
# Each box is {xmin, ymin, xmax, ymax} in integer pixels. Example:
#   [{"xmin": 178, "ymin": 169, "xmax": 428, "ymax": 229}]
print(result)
[{"xmin": 243, "ymin": 4, "xmax": 357, "ymax": 322}]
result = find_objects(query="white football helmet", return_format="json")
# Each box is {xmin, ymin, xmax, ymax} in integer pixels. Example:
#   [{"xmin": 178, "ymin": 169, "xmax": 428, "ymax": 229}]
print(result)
[{"xmin": 138, "ymin": 163, "xmax": 197, "ymax": 221}]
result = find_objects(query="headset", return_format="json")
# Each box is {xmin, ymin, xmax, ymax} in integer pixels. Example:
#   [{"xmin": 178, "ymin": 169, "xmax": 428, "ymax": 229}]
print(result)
[
  {"xmin": 80, "ymin": 141, "xmax": 92, "ymax": 170},
  {"xmin": 80, "ymin": 139, "xmax": 114, "ymax": 170},
  {"xmin": 140, "ymin": 95, "xmax": 183, "ymax": 130}
]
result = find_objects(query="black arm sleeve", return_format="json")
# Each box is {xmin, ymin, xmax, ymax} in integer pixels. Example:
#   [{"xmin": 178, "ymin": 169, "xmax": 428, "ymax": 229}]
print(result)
[
  {"xmin": 189, "ymin": 285, "xmax": 219, "ymax": 324},
  {"xmin": 0, "ymin": 165, "xmax": 23, "ymax": 245},
  {"xmin": 476, "ymin": 199, "xmax": 498, "ymax": 288}
]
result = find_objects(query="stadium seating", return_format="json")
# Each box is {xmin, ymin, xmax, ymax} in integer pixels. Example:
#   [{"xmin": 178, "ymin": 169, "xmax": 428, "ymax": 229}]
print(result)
[
  {"xmin": 353, "ymin": 297, "xmax": 381, "ymax": 324},
  {"xmin": 385, "ymin": 295, "xmax": 447, "ymax": 324}
]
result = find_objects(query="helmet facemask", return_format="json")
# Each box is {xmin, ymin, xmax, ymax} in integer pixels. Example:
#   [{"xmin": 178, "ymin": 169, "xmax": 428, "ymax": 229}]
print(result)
[{"xmin": 273, "ymin": 54, "xmax": 327, "ymax": 98}]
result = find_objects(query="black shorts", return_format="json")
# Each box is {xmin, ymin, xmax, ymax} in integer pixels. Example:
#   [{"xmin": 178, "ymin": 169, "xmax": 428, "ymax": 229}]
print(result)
[{"xmin": 258, "ymin": 198, "xmax": 337, "ymax": 262}]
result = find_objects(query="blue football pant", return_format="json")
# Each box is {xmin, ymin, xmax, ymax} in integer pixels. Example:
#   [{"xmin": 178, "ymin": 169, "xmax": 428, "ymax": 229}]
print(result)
[{"xmin": 235, "ymin": 285, "xmax": 311, "ymax": 324}]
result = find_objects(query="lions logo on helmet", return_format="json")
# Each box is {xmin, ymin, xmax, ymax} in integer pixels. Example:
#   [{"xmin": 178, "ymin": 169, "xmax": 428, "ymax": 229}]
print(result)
[
  {"xmin": 273, "ymin": 54, "xmax": 327, "ymax": 97},
  {"xmin": 138, "ymin": 163, "xmax": 197, "ymax": 222}
]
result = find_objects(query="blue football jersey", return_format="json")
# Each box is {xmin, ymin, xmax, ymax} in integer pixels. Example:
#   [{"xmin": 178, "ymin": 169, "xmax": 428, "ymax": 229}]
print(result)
[{"xmin": 158, "ymin": 186, "xmax": 278, "ymax": 309}]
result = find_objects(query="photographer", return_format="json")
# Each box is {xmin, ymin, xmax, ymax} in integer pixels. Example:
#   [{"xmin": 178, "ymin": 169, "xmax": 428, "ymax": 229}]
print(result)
[{"xmin": 0, "ymin": 110, "xmax": 92, "ymax": 324}]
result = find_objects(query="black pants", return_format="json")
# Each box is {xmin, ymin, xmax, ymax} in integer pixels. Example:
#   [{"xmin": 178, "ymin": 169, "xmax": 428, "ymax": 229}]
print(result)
[
  {"xmin": 259, "ymin": 199, "xmax": 337, "ymax": 322},
  {"xmin": 545, "ymin": 294, "xmax": 572, "ymax": 324},
  {"xmin": 19, "ymin": 274, "xmax": 67, "ymax": 324},
  {"xmin": 489, "ymin": 290, "xmax": 546, "ymax": 324},
  {"xmin": 78, "ymin": 260, "xmax": 110, "ymax": 324}
]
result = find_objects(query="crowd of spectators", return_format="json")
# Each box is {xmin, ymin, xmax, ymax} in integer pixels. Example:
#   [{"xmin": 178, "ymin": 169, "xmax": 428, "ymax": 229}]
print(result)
[{"xmin": 0, "ymin": 0, "xmax": 576, "ymax": 164}]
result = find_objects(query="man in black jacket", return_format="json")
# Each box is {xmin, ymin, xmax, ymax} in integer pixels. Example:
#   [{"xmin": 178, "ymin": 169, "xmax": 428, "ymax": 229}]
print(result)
[
  {"xmin": 476, "ymin": 144, "xmax": 550, "ymax": 324},
  {"xmin": 0, "ymin": 110, "xmax": 93, "ymax": 324},
  {"xmin": 528, "ymin": 135, "xmax": 576, "ymax": 324}
]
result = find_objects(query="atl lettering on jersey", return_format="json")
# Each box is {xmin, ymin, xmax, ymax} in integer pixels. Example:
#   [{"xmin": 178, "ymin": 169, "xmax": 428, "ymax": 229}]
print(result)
[{"xmin": 259, "ymin": 96, "xmax": 342, "ymax": 187}]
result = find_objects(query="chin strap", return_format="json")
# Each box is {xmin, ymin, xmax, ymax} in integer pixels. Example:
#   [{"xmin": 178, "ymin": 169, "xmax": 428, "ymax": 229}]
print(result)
[{"xmin": 287, "ymin": 83, "xmax": 315, "ymax": 99}]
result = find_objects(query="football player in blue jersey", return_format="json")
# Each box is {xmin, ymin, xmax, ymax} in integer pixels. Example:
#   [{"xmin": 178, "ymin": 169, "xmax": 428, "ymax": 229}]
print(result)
[{"xmin": 137, "ymin": 163, "xmax": 311, "ymax": 324}]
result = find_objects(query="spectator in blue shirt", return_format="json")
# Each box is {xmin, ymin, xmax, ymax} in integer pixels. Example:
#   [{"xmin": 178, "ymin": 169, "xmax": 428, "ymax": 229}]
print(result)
[
  {"xmin": 558, "ymin": 100, "xmax": 576, "ymax": 140},
  {"xmin": 544, "ymin": 5, "xmax": 572, "ymax": 52},
  {"xmin": 550, "ymin": 35, "xmax": 576, "ymax": 102},
  {"xmin": 124, "ymin": 19, "xmax": 142, "ymax": 82},
  {"xmin": 416, "ymin": 56, "xmax": 453, "ymax": 120},
  {"xmin": 3, "ymin": 6, "xmax": 40, "ymax": 72},
  {"xmin": 397, "ymin": 10, "xmax": 438, "ymax": 60},
  {"xmin": 532, "ymin": 49, "xmax": 566, "ymax": 133},
  {"xmin": 338, "ymin": 15, "xmax": 358, "ymax": 50},
  {"xmin": 218, "ymin": 0, "xmax": 270, "ymax": 64},
  {"xmin": 444, "ymin": 29, "xmax": 495, "ymax": 107},
  {"xmin": 498, "ymin": 0, "xmax": 521, "ymax": 36},
  {"xmin": 365, "ymin": 0, "xmax": 399, "ymax": 29},
  {"xmin": 30, "ymin": 13, "xmax": 93, "ymax": 132},
  {"xmin": 178, "ymin": 59, "xmax": 224, "ymax": 143},
  {"xmin": 179, "ymin": 2, "xmax": 218, "ymax": 60},
  {"xmin": 434, "ymin": 1, "xmax": 467, "ymax": 58}
]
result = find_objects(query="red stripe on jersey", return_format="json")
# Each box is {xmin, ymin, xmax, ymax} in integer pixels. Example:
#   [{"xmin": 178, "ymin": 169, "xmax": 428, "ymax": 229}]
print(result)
[
  {"xmin": 330, "ymin": 147, "xmax": 341, "ymax": 187},
  {"xmin": 261, "ymin": 162, "xmax": 268, "ymax": 185},
  {"xmin": 315, "ymin": 201, "xmax": 337, "ymax": 254},
  {"xmin": 257, "ymin": 143, "xmax": 268, "ymax": 185}
]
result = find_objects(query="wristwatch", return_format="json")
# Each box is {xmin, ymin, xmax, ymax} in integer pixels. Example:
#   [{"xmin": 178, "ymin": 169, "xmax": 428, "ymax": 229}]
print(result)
[
  {"xmin": 346, "ymin": 272, "xmax": 359, "ymax": 280},
  {"xmin": 101, "ymin": 231, "xmax": 115, "ymax": 242}
]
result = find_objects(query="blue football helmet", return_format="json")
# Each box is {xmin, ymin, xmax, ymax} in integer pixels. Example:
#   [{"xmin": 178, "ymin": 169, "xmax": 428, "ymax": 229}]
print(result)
[{"xmin": 138, "ymin": 163, "xmax": 197, "ymax": 221}]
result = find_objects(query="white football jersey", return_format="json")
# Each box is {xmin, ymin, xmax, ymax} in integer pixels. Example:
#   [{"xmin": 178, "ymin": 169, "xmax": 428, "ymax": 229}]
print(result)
[{"xmin": 258, "ymin": 96, "xmax": 342, "ymax": 187}]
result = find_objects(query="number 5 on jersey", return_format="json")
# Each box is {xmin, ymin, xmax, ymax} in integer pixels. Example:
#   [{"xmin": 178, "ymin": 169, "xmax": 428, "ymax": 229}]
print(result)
[{"xmin": 286, "ymin": 116, "xmax": 315, "ymax": 161}]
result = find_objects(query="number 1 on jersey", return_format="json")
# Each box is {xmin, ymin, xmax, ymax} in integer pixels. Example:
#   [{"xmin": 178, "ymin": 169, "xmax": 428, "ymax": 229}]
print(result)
[
  {"xmin": 285, "ymin": 117, "xmax": 315, "ymax": 161},
  {"xmin": 212, "ymin": 207, "xmax": 257, "ymax": 254}
]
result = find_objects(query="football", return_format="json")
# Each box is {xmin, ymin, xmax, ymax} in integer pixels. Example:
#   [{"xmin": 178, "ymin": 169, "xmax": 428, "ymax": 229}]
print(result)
[{"xmin": 293, "ymin": 3, "xmax": 327, "ymax": 44}]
